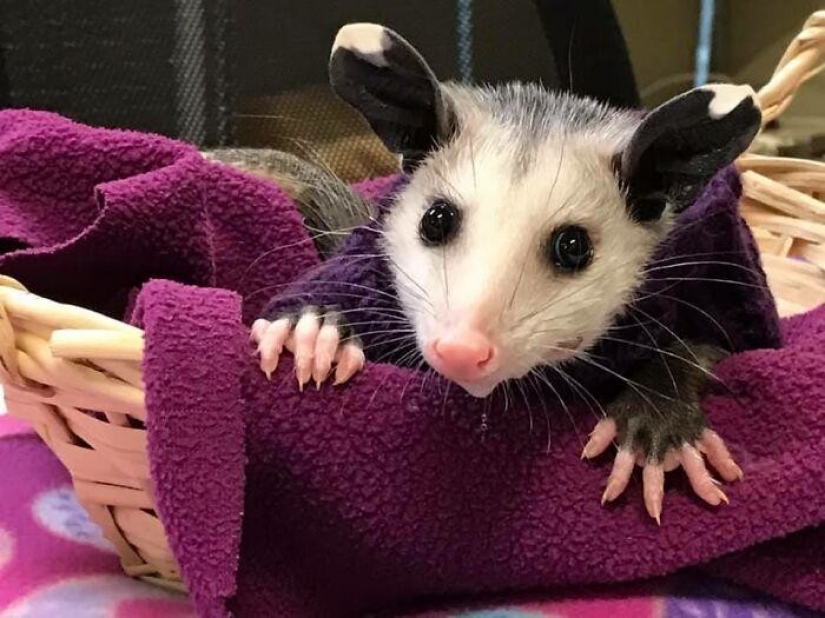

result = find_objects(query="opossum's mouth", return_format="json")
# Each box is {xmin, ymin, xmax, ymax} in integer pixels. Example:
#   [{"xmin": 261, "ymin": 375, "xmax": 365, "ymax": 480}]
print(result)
[
  {"xmin": 438, "ymin": 336, "xmax": 585, "ymax": 399},
  {"xmin": 456, "ymin": 378, "xmax": 499, "ymax": 398}
]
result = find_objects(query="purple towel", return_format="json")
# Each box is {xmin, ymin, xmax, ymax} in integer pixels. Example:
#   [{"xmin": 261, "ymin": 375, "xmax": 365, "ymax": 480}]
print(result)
[{"xmin": 0, "ymin": 110, "xmax": 822, "ymax": 617}]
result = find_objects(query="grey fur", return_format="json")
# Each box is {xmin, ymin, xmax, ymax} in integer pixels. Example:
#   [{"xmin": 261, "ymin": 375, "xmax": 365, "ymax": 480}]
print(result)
[
  {"xmin": 203, "ymin": 148, "xmax": 375, "ymax": 258},
  {"xmin": 446, "ymin": 82, "xmax": 637, "ymax": 139},
  {"xmin": 605, "ymin": 342, "xmax": 729, "ymax": 462},
  {"xmin": 440, "ymin": 82, "xmax": 640, "ymax": 180}
]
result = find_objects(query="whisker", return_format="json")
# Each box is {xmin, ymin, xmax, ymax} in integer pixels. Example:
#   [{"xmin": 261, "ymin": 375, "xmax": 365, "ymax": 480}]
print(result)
[
  {"xmin": 527, "ymin": 362, "xmax": 579, "ymax": 449},
  {"xmin": 240, "ymin": 232, "xmax": 328, "ymax": 284},
  {"xmin": 384, "ymin": 254, "xmax": 434, "ymax": 307},
  {"xmin": 393, "ymin": 347, "xmax": 425, "ymax": 370},
  {"xmin": 629, "ymin": 311, "xmax": 679, "ymax": 394},
  {"xmin": 547, "ymin": 362, "xmax": 605, "ymax": 423},
  {"xmin": 634, "ymin": 292, "xmax": 734, "ymax": 349},
  {"xmin": 626, "ymin": 304, "xmax": 704, "ymax": 369},
  {"xmin": 247, "ymin": 278, "xmax": 417, "ymax": 307},
  {"xmin": 366, "ymin": 370, "xmax": 398, "ymax": 410},
  {"xmin": 420, "ymin": 364, "xmax": 442, "ymax": 397},
  {"xmin": 398, "ymin": 356, "xmax": 428, "ymax": 404},
  {"xmin": 642, "ymin": 276, "xmax": 767, "ymax": 290},
  {"xmin": 255, "ymin": 300, "xmax": 414, "ymax": 324},
  {"xmin": 512, "ymin": 268, "xmax": 609, "ymax": 328},
  {"xmin": 503, "ymin": 128, "xmax": 569, "ymax": 325},
  {"xmin": 359, "ymin": 333, "xmax": 419, "ymax": 352},
  {"xmin": 429, "ymin": 164, "xmax": 466, "ymax": 205},
  {"xmin": 644, "ymin": 260, "xmax": 763, "ymax": 277},
  {"xmin": 513, "ymin": 378, "xmax": 535, "ymax": 436},
  {"xmin": 646, "ymin": 248, "xmax": 751, "ymax": 266},
  {"xmin": 440, "ymin": 380, "xmax": 453, "ymax": 418},
  {"xmin": 247, "ymin": 251, "xmax": 435, "ymax": 314},
  {"xmin": 441, "ymin": 244, "xmax": 451, "ymax": 310},
  {"xmin": 526, "ymin": 373, "xmax": 551, "ymax": 439},
  {"xmin": 566, "ymin": 352, "xmax": 675, "ymax": 419},
  {"xmin": 598, "ymin": 336, "xmax": 722, "ymax": 385}
]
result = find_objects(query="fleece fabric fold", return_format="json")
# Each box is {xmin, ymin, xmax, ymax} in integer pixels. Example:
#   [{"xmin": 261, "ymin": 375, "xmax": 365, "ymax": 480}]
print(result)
[{"xmin": 0, "ymin": 109, "xmax": 821, "ymax": 617}]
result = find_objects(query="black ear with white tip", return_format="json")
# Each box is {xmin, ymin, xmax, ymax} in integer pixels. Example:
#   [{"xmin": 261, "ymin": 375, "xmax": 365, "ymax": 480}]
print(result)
[
  {"xmin": 619, "ymin": 83, "xmax": 762, "ymax": 221},
  {"xmin": 329, "ymin": 23, "xmax": 455, "ymax": 172}
]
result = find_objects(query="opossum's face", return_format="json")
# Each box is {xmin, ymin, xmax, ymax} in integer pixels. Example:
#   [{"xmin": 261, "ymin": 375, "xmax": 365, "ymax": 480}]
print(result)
[
  {"xmin": 382, "ymin": 118, "xmax": 662, "ymax": 396},
  {"xmin": 330, "ymin": 23, "xmax": 761, "ymax": 397}
]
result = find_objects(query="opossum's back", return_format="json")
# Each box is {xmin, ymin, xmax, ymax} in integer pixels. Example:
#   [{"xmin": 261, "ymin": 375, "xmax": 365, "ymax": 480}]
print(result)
[{"xmin": 203, "ymin": 148, "xmax": 374, "ymax": 258}]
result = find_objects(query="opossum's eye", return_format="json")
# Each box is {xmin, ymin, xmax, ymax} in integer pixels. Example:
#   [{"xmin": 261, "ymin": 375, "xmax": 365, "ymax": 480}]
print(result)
[
  {"xmin": 419, "ymin": 199, "xmax": 461, "ymax": 246},
  {"xmin": 548, "ymin": 225, "xmax": 593, "ymax": 272}
]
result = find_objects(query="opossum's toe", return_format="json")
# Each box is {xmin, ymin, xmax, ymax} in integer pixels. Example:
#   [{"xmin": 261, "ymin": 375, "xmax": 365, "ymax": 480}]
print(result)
[
  {"xmin": 254, "ymin": 305, "xmax": 365, "ymax": 389},
  {"xmin": 334, "ymin": 343, "xmax": 366, "ymax": 385},
  {"xmin": 601, "ymin": 449, "xmax": 635, "ymax": 505},
  {"xmin": 698, "ymin": 429, "xmax": 743, "ymax": 482},
  {"xmin": 313, "ymin": 322, "xmax": 340, "ymax": 388},
  {"xmin": 582, "ymin": 417, "xmax": 617, "ymax": 459},
  {"xmin": 680, "ymin": 443, "xmax": 730, "ymax": 506},
  {"xmin": 255, "ymin": 318, "xmax": 292, "ymax": 380},
  {"xmin": 642, "ymin": 463, "xmax": 665, "ymax": 524},
  {"xmin": 291, "ymin": 311, "xmax": 322, "ymax": 390},
  {"xmin": 251, "ymin": 319, "xmax": 269, "ymax": 342}
]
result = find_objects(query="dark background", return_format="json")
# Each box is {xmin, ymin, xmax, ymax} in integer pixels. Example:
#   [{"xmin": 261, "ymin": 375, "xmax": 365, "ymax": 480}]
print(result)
[
  {"xmin": 235, "ymin": 0, "xmax": 558, "ymax": 98},
  {"xmin": 0, "ymin": 0, "xmax": 641, "ymax": 148}
]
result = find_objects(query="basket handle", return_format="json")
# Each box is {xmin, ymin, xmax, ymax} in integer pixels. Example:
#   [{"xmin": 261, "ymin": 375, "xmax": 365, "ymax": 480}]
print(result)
[{"xmin": 756, "ymin": 10, "xmax": 825, "ymax": 125}]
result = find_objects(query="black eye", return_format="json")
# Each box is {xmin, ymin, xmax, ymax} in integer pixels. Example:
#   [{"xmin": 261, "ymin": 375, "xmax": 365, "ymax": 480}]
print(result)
[
  {"xmin": 549, "ymin": 225, "xmax": 593, "ymax": 272},
  {"xmin": 419, "ymin": 199, "xmax": 461, "ymax": 246}
]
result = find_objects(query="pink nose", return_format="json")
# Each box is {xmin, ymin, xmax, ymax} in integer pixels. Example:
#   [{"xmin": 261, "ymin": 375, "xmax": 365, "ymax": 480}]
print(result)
[{"xmin": 429, "ymin": 329, "xmax": 497, "ymax": 382}]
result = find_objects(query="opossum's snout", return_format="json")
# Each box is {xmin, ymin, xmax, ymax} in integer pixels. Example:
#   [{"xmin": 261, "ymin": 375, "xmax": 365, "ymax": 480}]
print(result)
[
  {"xmin": 424, "ymin": 325, "xmax": 499, "ymax": 394},
  {"xmin": 420, "ymin": 308, "xmax": 505, "ymax": 397}
]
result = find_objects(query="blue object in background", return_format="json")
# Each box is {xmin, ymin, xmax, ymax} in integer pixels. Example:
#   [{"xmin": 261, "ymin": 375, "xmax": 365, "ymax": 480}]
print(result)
[
  {"xmin": 456, "ymin": 0, "xmax": 474, "ymax": 84},
  {"xmin": 694, "ymin": 0, "xmax": 716, "ymax": 87}
]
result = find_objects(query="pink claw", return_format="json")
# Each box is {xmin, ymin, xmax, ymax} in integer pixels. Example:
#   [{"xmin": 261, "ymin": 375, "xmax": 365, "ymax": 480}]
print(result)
[
  {"xmin": 680, "ymin": 444, "xmax": 729, "ymax": 506},
  {"xmin": 602, "ymin": 449, "xmax": 635, "ymax": 505},
  {"xmin": 333, "ymin": 344, "xmax": 365, "ymax": 385},
  {"xmin": 250, "ymin": 319, "xmax": 269, "ymax": 342},
  {"xmin": 313, "ymin": 324, "xmax": 340, "ymax": 388},
  {"xmin": 698, "ymin": 429, "xmax": 743, "ymax": 482},
  {"xmin": 582, "ymin": 418, "xmax": 617, "ymax": 459},
  {"xmin": 292, "ymin": 313, "xmax": 322, "ymax": 390},
  {"xmin": 257, "ymin": 319, "xmax": 292, "ymax": 379},
  {"xmin": 642, "ymin": 463, "xmax": 665, "ymax": 524}
]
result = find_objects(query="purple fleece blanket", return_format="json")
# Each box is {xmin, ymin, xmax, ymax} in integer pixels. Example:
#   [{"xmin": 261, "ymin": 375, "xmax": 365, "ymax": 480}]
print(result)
[{"xmin": 0, "ymin": 110, "xmax": 822, "ymax": 618}]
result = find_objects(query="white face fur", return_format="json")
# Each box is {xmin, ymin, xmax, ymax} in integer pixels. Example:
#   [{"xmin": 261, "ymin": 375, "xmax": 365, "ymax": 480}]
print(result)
[
  {"xmin": 382, "ymin": 85, "xmax": 670, "ymax": 395},
  {"xmin": 329, "ymin": 23, "xmax": 761, "ymax": 398}
]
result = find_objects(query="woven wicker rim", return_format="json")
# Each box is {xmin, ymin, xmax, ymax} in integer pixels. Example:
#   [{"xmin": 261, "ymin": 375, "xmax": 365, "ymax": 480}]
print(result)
[{"xmin": 0, "ymin": 279, "xmax": 182, "ymax": 590}]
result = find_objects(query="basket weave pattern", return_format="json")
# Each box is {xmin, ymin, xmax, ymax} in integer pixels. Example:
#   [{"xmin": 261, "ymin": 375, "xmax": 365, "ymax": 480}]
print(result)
[
  {"xmin": 0, "ymin": 13, "xmax": 824, "ymax": 594},
  {"xmin": 739, "ymin": 11, "xmax": 825, "ymax": 316},
  {"xmin": 0, "ymin": 276, "xmax": 183, "ymax": 592}
]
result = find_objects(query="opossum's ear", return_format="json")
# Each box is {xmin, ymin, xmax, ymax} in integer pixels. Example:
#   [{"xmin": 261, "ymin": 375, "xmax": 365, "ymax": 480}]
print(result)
[
  {"xmin": 619, "ymin": 83, "xmax": 761, "ymax": 222},
  {"xmin": 329, "ymin": 23, "xmax": 455, "ymax": 173}
]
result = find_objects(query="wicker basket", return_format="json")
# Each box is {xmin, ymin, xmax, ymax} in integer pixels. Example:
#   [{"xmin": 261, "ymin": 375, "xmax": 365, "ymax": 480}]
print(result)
[
  {"xmin": 1, "ymin": 12, "xmax": 824, "ymax": 595},
  {"xmin": 737, "ymin": 10, "xmax": 825, "ymax": 316},
  {"xmin": 0, "ymin": 277, "xmax": 182, "ymax": 590}
]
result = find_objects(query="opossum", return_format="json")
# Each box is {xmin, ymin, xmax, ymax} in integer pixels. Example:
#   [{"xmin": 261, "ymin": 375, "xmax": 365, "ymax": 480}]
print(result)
[{"xmin": 249, "ymin": 23, "xmax": 762, "ymax": 523}]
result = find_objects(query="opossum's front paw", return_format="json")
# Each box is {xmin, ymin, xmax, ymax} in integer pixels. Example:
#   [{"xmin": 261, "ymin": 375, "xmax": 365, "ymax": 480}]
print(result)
[
  {"xmin": 251, "ymin": 306, "xmax": 365, "ymax": 389},
  {"xmin": 582, "ymin": 415, "xmax": 742, "ymax": 524},
  {"xmin": 580, "ymin": 343, "xmax": 742, "ymax": 523}
]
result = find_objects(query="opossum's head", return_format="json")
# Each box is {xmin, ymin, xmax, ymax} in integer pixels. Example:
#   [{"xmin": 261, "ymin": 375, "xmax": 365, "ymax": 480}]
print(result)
[{"xmin": 330, "ymin": 23, "xmax": 761, "ymax": 398}]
